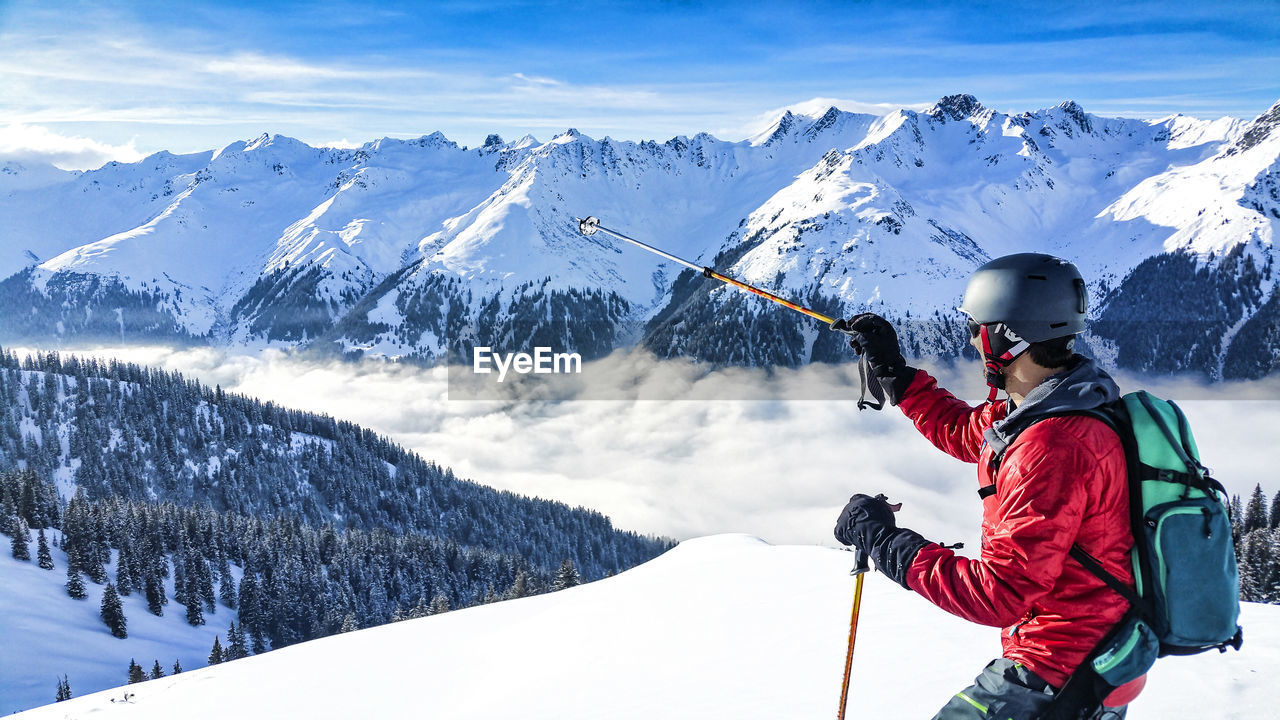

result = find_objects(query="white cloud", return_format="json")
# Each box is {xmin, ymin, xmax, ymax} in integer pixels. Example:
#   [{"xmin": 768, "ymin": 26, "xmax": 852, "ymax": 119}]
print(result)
[
  {"xmin": 0, "ymin": 124, "xmax": 146, "ymax": 171},
  {"xmin": 19, "ymin": 346, "xmax": 1277, "ymax": 551}
]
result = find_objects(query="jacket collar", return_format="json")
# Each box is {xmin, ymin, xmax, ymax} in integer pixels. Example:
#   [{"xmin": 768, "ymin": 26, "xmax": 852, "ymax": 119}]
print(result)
[{"xmin": 983, "ymin": 355, "xmax": 1121, "ymax": 457}]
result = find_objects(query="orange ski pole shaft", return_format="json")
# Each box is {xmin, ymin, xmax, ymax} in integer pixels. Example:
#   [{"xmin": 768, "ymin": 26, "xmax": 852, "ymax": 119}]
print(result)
[
  {"xmin": 837, "ymin": 551, "xmax": 871, "ymax": 720},
  {"xmin": 576, "ymin": 216, "xmax": 836, "ymax": 326}
]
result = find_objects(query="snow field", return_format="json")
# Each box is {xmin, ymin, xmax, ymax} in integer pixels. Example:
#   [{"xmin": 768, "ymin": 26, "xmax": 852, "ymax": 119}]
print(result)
[{"xmin": 13, "ymin": 534, "xmax": 1279, "ymax": 719}]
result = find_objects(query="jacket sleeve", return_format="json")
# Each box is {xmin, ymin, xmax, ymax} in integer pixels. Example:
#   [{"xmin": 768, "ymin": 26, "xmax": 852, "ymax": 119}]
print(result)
[
  {"xmin": 902, "ymin": 423, "xmax": 1091, "ymax": 627},
  {"xmin": 896, "ymin": 369, "xmax": 1007, "ymax": 463}
]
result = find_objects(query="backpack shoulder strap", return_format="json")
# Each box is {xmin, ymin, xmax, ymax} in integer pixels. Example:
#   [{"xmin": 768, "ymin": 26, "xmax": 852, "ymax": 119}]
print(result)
[{"xmin": 985, "ymin": 402, "xmax": 1153, "ymax": 614}]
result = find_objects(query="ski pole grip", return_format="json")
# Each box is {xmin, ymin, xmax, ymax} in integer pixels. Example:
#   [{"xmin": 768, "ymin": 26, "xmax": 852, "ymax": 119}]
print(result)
[{"xmin": 851, "ymin": 547, "xmax": 870, "ymax": 576}]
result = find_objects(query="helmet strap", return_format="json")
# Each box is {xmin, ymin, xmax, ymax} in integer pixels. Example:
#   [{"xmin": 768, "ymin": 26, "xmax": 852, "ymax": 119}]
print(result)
[{"xmin": 978, "ymin": 323, "xmax": 1031, "ymax": 403}]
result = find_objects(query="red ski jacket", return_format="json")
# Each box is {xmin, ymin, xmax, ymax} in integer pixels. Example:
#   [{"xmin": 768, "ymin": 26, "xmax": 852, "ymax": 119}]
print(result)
[{"xmin": 896, "ymin": 369, "xmax": 1140, "ymax": 699}]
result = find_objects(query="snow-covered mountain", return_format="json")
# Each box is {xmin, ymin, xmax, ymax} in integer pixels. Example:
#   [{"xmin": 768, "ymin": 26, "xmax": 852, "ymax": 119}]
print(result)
[
  {"xmin": 13, "ymin": 535, "xmax": 1279, "ymax": 719},
  {"xmin": 2, "ymin": 95, "xmax": 1277, "ymax": 377}
]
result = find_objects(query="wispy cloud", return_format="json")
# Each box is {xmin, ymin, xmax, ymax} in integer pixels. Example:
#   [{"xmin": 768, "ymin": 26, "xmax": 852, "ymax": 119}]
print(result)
[{"xmin": 0, "ymin": 0, "xmax": 1274, "ymax": 164}]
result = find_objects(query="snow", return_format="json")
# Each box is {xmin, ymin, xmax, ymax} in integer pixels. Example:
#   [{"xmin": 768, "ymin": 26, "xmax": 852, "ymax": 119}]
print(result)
[
  {"xmin": 0, "ymin": 530, "xmax": 240, "ymax": 715},
  {"xmin": 10, "ymin": 534, "xmax": 1277, "ymax": 719},
  {"xmin": 0, "ymin": 97, "xmax": 1275, "ymax": 366}
]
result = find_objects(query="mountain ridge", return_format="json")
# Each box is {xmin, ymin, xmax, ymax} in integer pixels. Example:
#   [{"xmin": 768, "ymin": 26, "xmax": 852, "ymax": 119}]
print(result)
[{"xmin": 1, "ymin": 95, "xmax": 1276, "ymax": 377}]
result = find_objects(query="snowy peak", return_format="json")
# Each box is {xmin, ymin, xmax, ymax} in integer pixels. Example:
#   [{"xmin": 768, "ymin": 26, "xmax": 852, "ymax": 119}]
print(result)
[
  {"xmin": 1225, "ymin": 99, "xmax": 1280, "ymax": 157},
  {"xmin": 749, "ymin": 106, "xmax": 877, "ymax": 147},
  {"xmin": 925, "ymin": 93, "xmax": 986, "ymax": 122},
  {"xmin": 1055, "ymin": 99, "xmax": 1094, "ymax": 135}
]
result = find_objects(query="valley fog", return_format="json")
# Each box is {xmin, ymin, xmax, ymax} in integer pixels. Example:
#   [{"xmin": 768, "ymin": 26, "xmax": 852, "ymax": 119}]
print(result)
[{"xmin": 24, "ymin": 345, "xmax": 1276, "ymax": 547}]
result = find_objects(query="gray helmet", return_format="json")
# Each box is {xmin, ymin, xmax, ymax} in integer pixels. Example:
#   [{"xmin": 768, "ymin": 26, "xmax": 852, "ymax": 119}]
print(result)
[{"xmin": 959, "ymin": 253, "xmax": 1087, "ymax": 342}]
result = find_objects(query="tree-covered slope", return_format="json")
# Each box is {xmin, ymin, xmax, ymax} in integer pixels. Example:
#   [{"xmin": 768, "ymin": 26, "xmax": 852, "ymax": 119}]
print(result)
[{"xmin": 0, "ymin": 348, "xmax": 670, "ymax": 580}]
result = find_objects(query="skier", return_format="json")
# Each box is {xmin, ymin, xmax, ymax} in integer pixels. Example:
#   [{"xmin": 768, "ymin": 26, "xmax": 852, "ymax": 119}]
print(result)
[{"xmin": 832, "ymin": 254, "xmax": 1142, "ymax": 719}]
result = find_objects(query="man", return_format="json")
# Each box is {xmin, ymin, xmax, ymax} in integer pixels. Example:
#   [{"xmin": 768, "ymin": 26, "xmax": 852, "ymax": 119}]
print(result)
[{"xmin": 831, "ymin": 253, "xmax": 1143, "ymax": 719}]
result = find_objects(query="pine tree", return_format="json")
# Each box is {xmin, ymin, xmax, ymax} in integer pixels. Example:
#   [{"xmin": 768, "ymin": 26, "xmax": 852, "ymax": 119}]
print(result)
[
  {"xmin": 409, "ymin": 595, "xmax": 431, "ymax": 619},
  {"xmin": 1270, "ymin": 492, "xmax": 1280, "ymax": 531},
  {"xmin": 225, "ymin": 621, "xmax": 247, "ymax": 661},
  {"xmin": 184, "ymin": 573, "xmax": 205, "ymax": 626},
  {"xmin": 1238, "ymin": 529, "xmax": 1275, "ymax": 602},
  {"xmin": 172, "ymin": 659, "xmax": 183, "ymax": 675},
  {"xmin": 55, "ymin": 675, "xmax": 71, "ymax": 702},
  {"xmin": 116, "ymin": 540, "xmax": 134, "ymax": 596},
  {"xmin": 37, "ymin": 528, "xmax": 54, "ymax": 570},
  {"xmin": 10, "ymin": 517, "xmax": 30, "ymax": 561},
  {"xmin": 553, "ymin": 558, "xmax": 579, "ymax": 591},
  {"xmin": 506, "ymin": 570, "xmax": 531, "ymax": 600},
  {"xmin": 1244, "ymin": 484, "xmax": 1269, "ymax": 533},
  {"xmin": 150, "ymin": 660, "xmax": 165, "ymax": 679},
  {"xmin": 66, "ymin": 565, "xmax": 87, "ymax": 599},
  {"xmin": 101, "ymin": 582, "xmax": 128, "ymax": 639},
  {"xmin": 219, "ymin": 570, "xmax": 237, "ymax": 610},
  {"xmin": 208, "ymin": 636, "xmax": 223, "ymax": 665},
  {"xmin": 145, "ymin": 573, "xmax": 165, "ymax": 616},
  {"xmin": 340, "ymin": 613, "xmax": 358, "ymax": 633},
  {"xmin": 127, "ymin": 659, "xmax": 145, "ymax": 684},
  {"xmin": 482, "ymin": 584, "xmax": 500, "ymax": 604},
  {"xmin": 1230, "ymin": 494, "xmax": 1245, "ymax": 542},
  {"xmin": 1262, "ymin": 529, "xmax": 1280, "ymax": 605},
  {"xmin": 429, "ymin": 594, "xmax": 450, "ymax": 615}
]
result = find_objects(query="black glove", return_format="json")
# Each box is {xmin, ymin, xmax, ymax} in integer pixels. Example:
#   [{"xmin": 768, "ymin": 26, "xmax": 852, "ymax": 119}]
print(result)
[
  {"xmin": 834, "ymin": 493, "xmax": 931, "ymax": 590},
  {"xmin": 830, "ymin": 313, "xmax": 916, "ymax": 405}
]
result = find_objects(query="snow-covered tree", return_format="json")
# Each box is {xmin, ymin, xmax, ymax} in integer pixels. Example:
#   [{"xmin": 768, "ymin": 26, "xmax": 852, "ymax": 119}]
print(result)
[
  {"xmin": 1244, "ymin": 484, "xmax": 1269, "ymax": 533},
  {"xmin": 184, "ymin": 573, "xmax": 205, "ymax": 626},
  {"xmin": 208, "ymin": 636, "xmax": 223, "ymax": 665},
  {"xmin": 226, "ymin": 622, "xmax": 247, "ymax": 661},
  {"xmin": 101, "ymin": 582, "xmax": 128, "ymax": 638},
  {"xmin": 66, "ymin": 565, "xmax": 87, "ymax": 599},
  {"xmin": 1231, "ymin": 494, "xmax": 1245, "ymax": 542},
  {"xmin": 340, "ymin": 613, "xmax": 358, "ymax": 633},
  {"xmin": 219, "ymin": 569, "xmax": 237, "ymax": 610},
  {"xmin": 10, "ymin": 517, "xmax": 30, "ymax": 561},
  {"xmin": 37, "ymin": 529, "xmax": 54, "ymax": 570},
  {"xmin": 429, "ymin": 594, "xmax": 450, "ymax": 615},
  {"xmin": 483, "ymin": 584, "xmax": 501, "ymax": 604},
  {"xmin": 146, "ymin": 573, "xmax": 165, "ymax": 616},
  {"xmin": 1238, "ymin": 528, "xmax": 1276, "ymax": 602},
  {"xmin": 507, "ymin": 570, "xmax": 531, "ymax": 600},
  {"xmin": 553, "ymin": 558, "xmax": 580, "ymax": 591}
]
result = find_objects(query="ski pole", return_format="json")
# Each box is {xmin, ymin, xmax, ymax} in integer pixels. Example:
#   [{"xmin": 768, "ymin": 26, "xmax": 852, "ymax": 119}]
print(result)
[
  {"xmin": 837, "ymin": 550, "xmax": 870, "ymax": 720},
  {"xmin": 576, "ymin": 216, "xmax": 837, "ymax": 325},
  {"xmin": 574, "ymin": 216, "xmax": 887, "ymax": 409}
]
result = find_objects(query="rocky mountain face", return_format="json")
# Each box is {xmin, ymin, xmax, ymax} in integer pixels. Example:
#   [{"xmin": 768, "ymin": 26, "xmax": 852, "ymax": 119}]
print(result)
[{"xmin": 2, "ymin": 95, "xmax": 1278, "ymax": 378}]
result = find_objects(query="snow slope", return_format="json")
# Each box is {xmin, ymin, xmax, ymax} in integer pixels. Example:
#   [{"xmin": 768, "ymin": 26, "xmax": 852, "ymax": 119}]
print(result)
[
  {"xmin": 14, "ymin": 535, "xmax": 1277, "ymax": 719},
  {"xmin": 0, "ymin": 529, "xmax": 239, "ymax": 715}
]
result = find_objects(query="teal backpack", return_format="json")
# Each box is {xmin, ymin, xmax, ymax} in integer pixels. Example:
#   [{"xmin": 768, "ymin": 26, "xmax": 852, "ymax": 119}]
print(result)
[{"xmin": 1043, "ymin": 391, "xmax": 1243, "ymax": 717}]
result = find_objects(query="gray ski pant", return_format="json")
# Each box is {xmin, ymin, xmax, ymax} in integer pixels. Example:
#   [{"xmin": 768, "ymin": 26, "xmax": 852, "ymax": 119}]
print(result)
[{"xmin": 931, "ymin": 659, "xmax": 1127, "ymax": 720}]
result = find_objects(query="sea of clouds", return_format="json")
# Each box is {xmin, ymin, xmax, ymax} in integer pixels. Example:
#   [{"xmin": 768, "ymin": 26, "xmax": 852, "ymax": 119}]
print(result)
[{"xmin": 18, "ymin": 345, "xmax": 1280, "ymax": 549}]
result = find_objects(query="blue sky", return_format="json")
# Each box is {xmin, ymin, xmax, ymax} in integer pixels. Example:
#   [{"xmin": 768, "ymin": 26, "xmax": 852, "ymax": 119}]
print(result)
[{"xmin": 1, "ymin": 0, "xmax": 1277, "ymax": 168}]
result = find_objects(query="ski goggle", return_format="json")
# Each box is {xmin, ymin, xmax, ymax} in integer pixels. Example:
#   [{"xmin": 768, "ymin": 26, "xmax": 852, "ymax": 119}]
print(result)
[{"xmin": 967, "ymin": 318, "xmax": 983, "ymax": 338}]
